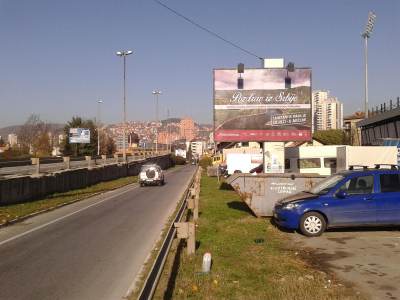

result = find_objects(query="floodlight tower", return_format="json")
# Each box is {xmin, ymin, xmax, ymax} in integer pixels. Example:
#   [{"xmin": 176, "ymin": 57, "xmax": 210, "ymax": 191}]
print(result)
[{"xmin": 362, "ymin": 12, "xmax": 376, "ymax": 118}]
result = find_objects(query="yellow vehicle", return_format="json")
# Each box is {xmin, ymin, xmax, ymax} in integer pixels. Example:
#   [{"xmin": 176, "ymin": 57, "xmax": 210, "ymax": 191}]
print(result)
[{"xmin": 211, "ymin": 154, "xmax": 223, "ymax": 166}]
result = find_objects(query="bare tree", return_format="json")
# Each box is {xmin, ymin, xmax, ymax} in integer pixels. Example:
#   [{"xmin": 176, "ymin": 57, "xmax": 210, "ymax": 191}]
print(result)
[{"xmin": 18, "ymin": 114, "xmax": 51, "ymax": 156}]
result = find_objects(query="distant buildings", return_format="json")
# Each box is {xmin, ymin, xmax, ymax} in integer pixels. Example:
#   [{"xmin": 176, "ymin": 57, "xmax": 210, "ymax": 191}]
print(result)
[
  {"xmin": 312, "ymin": 90, "xmax": 343, "ymax": 132},
  {"xmin": 179, "ymin": 118, "xmax": 195, "ymax": 141},
  {"xmin": 106, "ymin": 117, "xmax": 211, "ymax": 152},
  {"xmin": 7, "ymin": 133, "xmax": 18, "ymax": 147},
  {"xmin": 344, "ymin": 111, "xmax": 364, "ymax": 146},
  {"xmin": 190, "ymin": 140, "xmax": 206, "ymax": 158}
]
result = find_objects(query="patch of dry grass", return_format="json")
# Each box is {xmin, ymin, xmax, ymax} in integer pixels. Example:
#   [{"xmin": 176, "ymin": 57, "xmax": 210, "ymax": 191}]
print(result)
[{"xmin": 154, "ymin": 175, "xmax": 365, "ymax": 300}]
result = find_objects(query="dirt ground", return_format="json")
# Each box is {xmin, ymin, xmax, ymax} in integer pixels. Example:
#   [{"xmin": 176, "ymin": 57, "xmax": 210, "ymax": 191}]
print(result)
[{"xmin": 288, "ymin": 227, "xmax": 400, "ymax": 300}]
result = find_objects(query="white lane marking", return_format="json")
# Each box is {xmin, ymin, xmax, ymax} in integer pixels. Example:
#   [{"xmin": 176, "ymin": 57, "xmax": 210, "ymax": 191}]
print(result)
[
  {"xmin": 0, "ymin": 184, "xmax": 139, "ymax": 247},
  {"xmin": 0, "ymin": 166, "xmax": 187, "ymax": 247}
]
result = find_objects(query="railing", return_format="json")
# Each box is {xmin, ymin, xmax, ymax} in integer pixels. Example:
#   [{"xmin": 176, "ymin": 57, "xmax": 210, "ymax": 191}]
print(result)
[
  {"xmin": 137, "ymin": 167, "xmax": 201, "ymax": 300},
  {"xmin": 369, "ymin": 96, "xmax": 400, "ymax": 117},
  {"xmin": 0, "ymin": 152, "xmax": 171, "ymax": 176}
]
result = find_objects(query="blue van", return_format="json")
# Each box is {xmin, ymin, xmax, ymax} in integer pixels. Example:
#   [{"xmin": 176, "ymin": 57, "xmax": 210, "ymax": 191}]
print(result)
[{"xmin": 273, "ymin": 165, "xmax": 400, "ymax": 236}]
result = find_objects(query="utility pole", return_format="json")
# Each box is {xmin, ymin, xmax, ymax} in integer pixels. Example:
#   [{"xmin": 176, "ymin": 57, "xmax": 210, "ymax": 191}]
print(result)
[
  {"xmin": 116, "ymin": 50, "xmax": 133, "ymax": 161},
  {"xmin": 97, "ymin": 99, "xmax": 103, "ymax": 156},
  {"xmin": 152, "ymin": 90, "xmax": 162, "ymax": 154}
]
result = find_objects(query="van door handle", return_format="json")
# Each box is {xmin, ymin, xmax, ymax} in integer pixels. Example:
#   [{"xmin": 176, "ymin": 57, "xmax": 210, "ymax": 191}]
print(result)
[{"xmin": 364, "ymin": 196, "xmax": 374, "ymax": 201}]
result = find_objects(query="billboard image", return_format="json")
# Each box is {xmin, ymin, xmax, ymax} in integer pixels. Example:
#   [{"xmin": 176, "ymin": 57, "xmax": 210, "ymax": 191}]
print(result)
[
  {"xmin": 69, "ymin": 128, "xmax": 91, "ymax": 144},
  {"xmin": 213, "ymin": 68, "xmax": 312, "ymax": 142}
]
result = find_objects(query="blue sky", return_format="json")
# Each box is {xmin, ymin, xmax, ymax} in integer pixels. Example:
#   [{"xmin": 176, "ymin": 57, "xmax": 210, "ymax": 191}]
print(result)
[{"xmin": 0, "ymin": 0, "xmax": 398, "ymax": 127}]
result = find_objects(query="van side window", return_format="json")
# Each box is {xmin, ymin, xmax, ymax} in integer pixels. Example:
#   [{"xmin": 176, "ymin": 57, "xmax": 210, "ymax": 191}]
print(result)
[
  {"xmin": 324, "ymin": 158, "xmax": 337, "ymax": 168},
  {"xmin": 337, "ymin": 175, "xmax": 374, "ymax": 195},
  {"xmin": 380, "ymin": 174, "xmax": 400, "ymax": 193},
  {"xmin": 297, "ymin": 158, "xmax": 321, "ymax": 169}
]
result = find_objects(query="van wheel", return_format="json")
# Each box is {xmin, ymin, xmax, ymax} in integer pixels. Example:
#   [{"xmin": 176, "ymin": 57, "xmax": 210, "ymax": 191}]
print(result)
[{"xmin": 300, "ymin": 212, "xmax": 326, "ymax": 237}]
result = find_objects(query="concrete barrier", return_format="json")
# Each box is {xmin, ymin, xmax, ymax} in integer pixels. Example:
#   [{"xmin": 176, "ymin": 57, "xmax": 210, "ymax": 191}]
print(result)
[
  {"xmin": 226, "ymin": 173, "xmax": 325, "ymax": 217},
  {"xmin": 0, "ymin": 155, "xmax": 173, "ymax": 205}
]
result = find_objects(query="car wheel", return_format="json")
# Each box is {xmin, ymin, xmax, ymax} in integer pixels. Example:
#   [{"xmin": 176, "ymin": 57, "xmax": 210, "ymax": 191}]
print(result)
[{"xmin": 299, "ymin": 212, "xmax": 326, "ymax": 237}]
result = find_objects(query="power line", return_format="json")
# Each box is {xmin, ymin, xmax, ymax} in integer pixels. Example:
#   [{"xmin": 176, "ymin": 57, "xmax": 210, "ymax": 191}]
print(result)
[{"xmin": 153, "ymin": 0, "xmax": 263, "ymax": 60}]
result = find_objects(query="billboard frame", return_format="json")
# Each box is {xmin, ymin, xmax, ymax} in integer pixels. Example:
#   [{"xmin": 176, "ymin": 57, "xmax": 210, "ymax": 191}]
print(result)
[{"xmin": 213, "ymin": 66, "xmax": 312, "ymax": 143}]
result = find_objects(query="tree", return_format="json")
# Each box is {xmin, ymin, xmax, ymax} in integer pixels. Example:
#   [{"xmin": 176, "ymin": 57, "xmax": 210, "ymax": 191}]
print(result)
[
  {"xmin": 313, "ymin": 129, "xmax": 349, "ymax": 145},
  {"xmin": 104, "ymin": 134, "xmax": 116, "ymax": 155},
  {"xmin": 129, "ymin": 132, "xmax": 140, "ymax": 144},
  {"xmin": 62, "ymin": 116, "xmax": 98, "ymax": 156},
  {"xmin": 33, "ymin": 132, "xmax": 52, "ymax": 157},
  {"xmin": 18, "ymin": 114, "xmax": 52, "ymax": 157},
  {"xmin": 97, "ymin": 130, "xmax": 116, "ymax": 155}
]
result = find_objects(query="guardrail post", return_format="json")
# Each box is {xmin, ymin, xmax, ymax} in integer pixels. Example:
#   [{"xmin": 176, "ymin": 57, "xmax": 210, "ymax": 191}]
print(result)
[
  {"xmin": 63, "ymin": 156, "xmax": 70, "ymax": 170},
  {"xmin": 193, "ymin": 193, "xmax": 199, "ymax": 221},
  {"xmin": 31, "ymin": 157, "xmax": 40, "ymax": 175},
  {"xmin": 114, "ymin": 153, "xmax": 119, "ymax": 164},
  {"xmin": 85, "ymin": 156, "xmax": 92, "ymax": 169},
  {"xmin": 175, "ymin": 222, "xmax": 196, "ymax": 255}
]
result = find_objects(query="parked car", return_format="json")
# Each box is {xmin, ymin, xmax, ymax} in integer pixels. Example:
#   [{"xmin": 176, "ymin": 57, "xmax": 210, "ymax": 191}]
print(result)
[
  {"xmin": 273, "ymin": 165, "xmax": 400, "ymax": 237},
  {"xmin": 139, "ymin": 164, "xmax": 165, "ymax": 186},
  {"xmin": 250, "ymin": 163, "xmax": 263, "ymax": 174}
]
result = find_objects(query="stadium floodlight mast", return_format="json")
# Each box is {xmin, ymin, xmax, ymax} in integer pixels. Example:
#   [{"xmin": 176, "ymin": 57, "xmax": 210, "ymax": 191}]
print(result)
[
  {"xmin": 362, "ymin": 11, "xmax": 376, "ymax": 118},
  {"xmin": 116, "ymin": 50, "xmax": 133, "ymax": 161},
  {"xmin": 152, "ymin": 90, "xmax": 162, "ymax": 154}
]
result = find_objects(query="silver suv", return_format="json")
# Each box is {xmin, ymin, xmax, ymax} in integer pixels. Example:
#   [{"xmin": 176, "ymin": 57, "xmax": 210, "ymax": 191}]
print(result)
[{"xmin": 139, "ymin": 164, "xmax": 165, "ymax": 186}]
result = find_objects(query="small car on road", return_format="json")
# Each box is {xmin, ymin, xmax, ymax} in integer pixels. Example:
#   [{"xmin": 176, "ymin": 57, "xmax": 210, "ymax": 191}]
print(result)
[
  {"xmin": 274, "ymin": 165, "xmax": 400, "ymax": 237},
  {"xmin": 139, "ymin": 164, "xmax": 165, "ymax": 186}
]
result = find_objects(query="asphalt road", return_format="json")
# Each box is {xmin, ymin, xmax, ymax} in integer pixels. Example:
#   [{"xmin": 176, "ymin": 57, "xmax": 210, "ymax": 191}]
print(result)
[
  {"xmin": 290, "ymin": 228, "xmax": 400, "ymax": 300},
  {"xmin": 0, "ymin": 165, "xmax": 196, "ymax": 300}
]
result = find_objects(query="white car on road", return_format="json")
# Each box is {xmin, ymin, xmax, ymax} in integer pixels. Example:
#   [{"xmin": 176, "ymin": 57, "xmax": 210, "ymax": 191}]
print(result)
[{"xmin": 139, "ymin": 164, "xmax": 165, "ymax": 186}]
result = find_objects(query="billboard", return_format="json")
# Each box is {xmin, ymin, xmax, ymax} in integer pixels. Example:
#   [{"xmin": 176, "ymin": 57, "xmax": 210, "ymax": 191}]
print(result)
[
  {"xmin": 69, "ymin": 128, "xmax": 90, "ymax": 144},
  {"xmin": 213, "ymin": 68, "xmax": 312, "ymax": 142}
]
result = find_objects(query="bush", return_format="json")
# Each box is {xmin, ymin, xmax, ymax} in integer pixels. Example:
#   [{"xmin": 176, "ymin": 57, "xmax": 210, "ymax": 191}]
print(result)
[
  {"xmin": 313, "ymin": 129, "xmax": 349, "ymax": 145},
  {"xmin": 199, "ymin": 156, "xmax": 212, "ymax": 169},
  {"xmin": 171, "ymin": 154, "xmax": 186, "ymax": 165}
]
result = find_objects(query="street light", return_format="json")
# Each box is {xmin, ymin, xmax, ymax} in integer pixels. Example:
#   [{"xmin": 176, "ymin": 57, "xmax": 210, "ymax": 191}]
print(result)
[
  {"xmin": 116, "ymin": 50, "xmax": 133, "ymax": 161},
  {"xmin": 152, "ymin": 90, "xmax": 162, "ymax": 154},
  {"xmin": 362, "ymin": 11, "xmax": 376, "ymax": 118},
  {"xmin": 97, "ymin": 99, "xmax": 103, "ymax": 156},
  {"xmin": 167, "ymin": 108, "xmax": 170, "ymax": 152}
]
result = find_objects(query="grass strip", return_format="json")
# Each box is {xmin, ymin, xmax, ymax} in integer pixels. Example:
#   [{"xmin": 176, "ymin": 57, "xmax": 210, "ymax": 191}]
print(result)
[
  {"xmin": 0, "ymin": 175, "xmax": 137, "ymax": 225},
  {"xmin": 154, "ymin": 175, "xmax": 364, "ymax": 300}
]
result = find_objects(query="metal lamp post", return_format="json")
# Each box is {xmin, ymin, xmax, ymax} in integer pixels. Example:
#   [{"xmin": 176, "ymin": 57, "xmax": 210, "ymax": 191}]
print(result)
[
  {"xmin": 152, "ymin": 90, "xmax": 162, "ymax": 154},
  {"xmin": 97, "ymin": 99, "xmax": 103, "ymax": 156},
  {"xmin": 116, "ymin": 50, "xmax": 133, "ymax": 161},
  {"xmin": 362, "ymin": 12, "xmax": 376, "ymax": 118},
  {"xmin": 167, "ymin": 108, "xmax": 170, "ymax": 152}
]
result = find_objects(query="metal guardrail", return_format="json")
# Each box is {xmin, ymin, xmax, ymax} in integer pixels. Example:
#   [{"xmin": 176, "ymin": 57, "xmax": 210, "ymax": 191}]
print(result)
[
  {"xmin": 0, "ymin": 151, "xmax": 170, "ymax": 168},
  {"xmin": 137, "ymin": 167, "xmax": 198, "ymax": 300}
]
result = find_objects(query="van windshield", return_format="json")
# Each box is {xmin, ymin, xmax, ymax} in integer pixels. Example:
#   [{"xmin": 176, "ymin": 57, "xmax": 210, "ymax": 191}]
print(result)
[{"xmin": 309, "ymin": 174, "xmax": 345, "ymax": 195}]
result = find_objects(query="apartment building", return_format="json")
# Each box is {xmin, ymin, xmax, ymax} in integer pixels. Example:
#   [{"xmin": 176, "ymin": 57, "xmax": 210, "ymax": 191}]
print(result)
[
  {"xmin": 312, "ymin": 90, "xmax": 343, "ymax": 131},
  {"xmin": 179, "ymin": 118, "xmax": 195, "ymax": 141}
]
